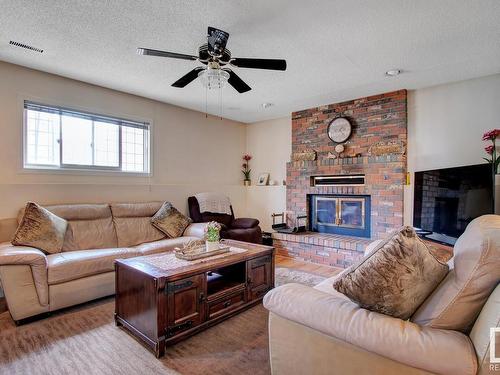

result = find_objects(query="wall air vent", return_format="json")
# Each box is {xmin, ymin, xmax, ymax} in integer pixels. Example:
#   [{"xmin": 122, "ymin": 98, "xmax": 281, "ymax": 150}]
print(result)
[
  {"xmin": 311, "ymin": 174, "xmax": 365, "ymax": 187},
  {"xmin": 9, "ymin": 41, "xmax": 43, "ymax": 53}
]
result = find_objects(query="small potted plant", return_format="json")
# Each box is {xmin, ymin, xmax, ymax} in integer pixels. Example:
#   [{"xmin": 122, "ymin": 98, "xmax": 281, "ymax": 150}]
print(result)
[
  {"xmin": 242, "ymin": 154, "xmax": 252, "ymax": 186},
  {"xmin": 205, "ymin": 221, "xmax": 222, "ymax": 251}
]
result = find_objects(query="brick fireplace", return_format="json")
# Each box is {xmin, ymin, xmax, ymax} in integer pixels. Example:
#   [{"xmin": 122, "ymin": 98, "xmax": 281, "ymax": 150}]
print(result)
[{"xmin": 273, "ymin": 90, "xmax": 407, "ymax": 268}]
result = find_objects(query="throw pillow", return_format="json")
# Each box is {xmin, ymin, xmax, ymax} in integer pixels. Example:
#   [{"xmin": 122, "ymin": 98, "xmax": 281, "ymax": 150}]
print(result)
[
  {"xmin": 333, "ymin": 226, "xmax": 449, "ymax": 320},
  {"xmin": 411, "ymin": 215, "xmax": 500, "ymax": 333},
  {"xmin": 12, "ymin": 202, "xmax": 68, "ymax": 254},
  {"xmin": 151, "ymin": 202, "xmax": 192, "ymax": 238}
]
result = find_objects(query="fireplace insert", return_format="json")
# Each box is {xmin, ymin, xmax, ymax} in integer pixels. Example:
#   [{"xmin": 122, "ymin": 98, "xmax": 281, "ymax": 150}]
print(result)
[{"xmin": 308, "ymin": 194, "xmax": 371, "ymax": 238}]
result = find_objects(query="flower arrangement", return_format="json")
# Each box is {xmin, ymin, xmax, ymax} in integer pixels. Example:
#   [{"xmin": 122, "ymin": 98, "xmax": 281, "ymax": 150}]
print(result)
[
  {"xmin": 482, "ymin": 129, "xmax": 500, "ymax": 209},
  {"xmin": 482, "ymin": 129, "xmax": 500, "ymax": 175},
  {"xmin": 205, "ymin": 221, "xmax": 222, "ymax": 243},
  {"xmin": 242, "ymin": 154, "xmax": 252, "ymax": 181}
]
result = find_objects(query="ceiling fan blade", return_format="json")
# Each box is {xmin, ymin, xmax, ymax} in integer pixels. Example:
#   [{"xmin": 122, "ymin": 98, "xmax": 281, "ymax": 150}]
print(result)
[
  {"xmin": 137, "ymin": 48, "xmax": 198, "ymax": 61},
  {"xmin": 231, "ymin": 58, "xmax": 286, "ymax": 71},
  {"xmin": 224, "ymin": 69, "xmax": 251, "ymax": 93},
  {"xmin": 172, "ymin": 67, "xmax": 205, "ymax": 88}
]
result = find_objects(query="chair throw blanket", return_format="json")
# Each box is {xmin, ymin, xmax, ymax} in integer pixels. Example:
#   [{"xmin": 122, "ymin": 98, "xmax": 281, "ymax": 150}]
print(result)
[{"xmin": 194, "ymin": 192, "xmax": 232, "ymax": 215}]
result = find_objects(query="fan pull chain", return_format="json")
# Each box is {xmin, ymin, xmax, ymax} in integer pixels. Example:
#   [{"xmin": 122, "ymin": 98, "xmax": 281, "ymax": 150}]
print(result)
[
  {"xmin": 219, "ymin": 85, "xmax": 223, "ymax": 120},
  {"xmin": 205, "ymin": 84, "xmax": 208, "ymax": 118}
]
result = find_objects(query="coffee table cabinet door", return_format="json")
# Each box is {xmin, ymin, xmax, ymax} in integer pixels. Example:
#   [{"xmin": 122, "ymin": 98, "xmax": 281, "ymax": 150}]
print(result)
[
  {"xmin": 247, "ymin": 255, "xmax": 273, "ymax": 300},
  {"xmin": 166, "ymin": 274, "xmax": 205, "ymax": 338}
]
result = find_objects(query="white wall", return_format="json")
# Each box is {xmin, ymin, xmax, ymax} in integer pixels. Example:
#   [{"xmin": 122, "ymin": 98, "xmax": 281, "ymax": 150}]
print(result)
[
  {"xmin": 404, "ymin": 74, "xmax": 500, "ymax": 224},
  {"xmin": 0, "ymin": 62, "xmax": 246, "ymax": 224},
  {"xmin": 245, "ymin": 117, "xmax": 291, "ymax": 231},
  {"xmin": 1, "ymin": 61, "xmax": 497, "ymax": 236},
  {"xmin": 243, "ymin": 74, "xmax": 500, "ymax": 230}
]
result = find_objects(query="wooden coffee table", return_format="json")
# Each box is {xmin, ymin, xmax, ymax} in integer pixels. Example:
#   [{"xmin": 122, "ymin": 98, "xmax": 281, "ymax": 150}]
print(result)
[{"xmin": 114, "ymin": 239, "xmax": 275, "ymax": 357}]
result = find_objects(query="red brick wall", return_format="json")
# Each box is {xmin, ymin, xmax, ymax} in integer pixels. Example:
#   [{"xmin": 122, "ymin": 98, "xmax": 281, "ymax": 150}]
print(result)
[{"xmin": 287, "ymin": 90, "xmax": 407, "ymax": 240}]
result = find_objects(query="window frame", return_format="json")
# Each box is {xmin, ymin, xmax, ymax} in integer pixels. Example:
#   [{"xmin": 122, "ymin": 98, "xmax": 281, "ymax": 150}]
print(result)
[{"xmin": 22, "ymin": 101, "xmax": 152, "ymax": 176}]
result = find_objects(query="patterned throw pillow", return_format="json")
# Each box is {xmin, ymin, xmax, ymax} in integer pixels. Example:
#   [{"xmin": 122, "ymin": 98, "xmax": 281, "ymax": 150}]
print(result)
[
  {"xmin": 333, "ymin": 226, "xmax": 449, "ymax": 320},
  {"xmin": 151, "ymin": 202, "xmax": 192, "ymax": 238},
  {"xmin": 12, "ymin": 202, "xmax": 68, "ymax": 254}
]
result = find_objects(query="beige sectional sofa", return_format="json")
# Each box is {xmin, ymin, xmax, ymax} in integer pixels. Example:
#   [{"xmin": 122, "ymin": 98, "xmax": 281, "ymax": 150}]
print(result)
[
  {"xmin": 264, "ymin": 215, "xmax": 500, "ymax": 375},
  {"xmin": 0, "ymin": 201, "xmax": 206, "ymax": 322}
]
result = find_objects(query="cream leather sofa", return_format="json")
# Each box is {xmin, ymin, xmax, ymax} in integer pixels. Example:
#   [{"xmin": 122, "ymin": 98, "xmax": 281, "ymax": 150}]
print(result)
[
  {"xmin": 0, "ymin": 201, "xmax": 206, "ymax": 323},
  {"xmin": 264, "ymin": 215, "xmax": 500, "ymax": 375}
]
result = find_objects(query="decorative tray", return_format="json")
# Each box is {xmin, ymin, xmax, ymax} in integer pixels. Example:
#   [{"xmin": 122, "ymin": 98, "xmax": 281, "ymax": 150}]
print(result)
[{"xmin": 174, "ymin": 241, "xmax": 231, "ymax": 261}]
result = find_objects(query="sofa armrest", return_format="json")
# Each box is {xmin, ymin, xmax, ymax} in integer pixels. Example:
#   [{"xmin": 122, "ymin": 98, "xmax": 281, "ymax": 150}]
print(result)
[
  {"xmin": 264, "ymin": 284, "xmax": 477, "ymax": 375},
  {"xmin": 0, "ymin": 245, "xmax": 48, "ymax": 306},
  {"xmin": 182, "ymin": 222, "xmax": 207, "ymax": 239},
  {"xmin": 231, "ymin": 218, "xmax": 259, "ymax": 229}
]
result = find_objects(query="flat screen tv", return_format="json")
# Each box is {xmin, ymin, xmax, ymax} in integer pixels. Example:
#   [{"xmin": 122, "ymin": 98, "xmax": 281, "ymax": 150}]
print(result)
[{"xmin": 413, "ymin": 163, "xmax": 493, "ymax": 246}]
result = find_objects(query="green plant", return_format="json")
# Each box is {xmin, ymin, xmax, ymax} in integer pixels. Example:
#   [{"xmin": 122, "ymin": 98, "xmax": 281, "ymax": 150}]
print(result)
[{"xmin": 205, "ymin": 221, "xmax": 221, "ymax": 242}]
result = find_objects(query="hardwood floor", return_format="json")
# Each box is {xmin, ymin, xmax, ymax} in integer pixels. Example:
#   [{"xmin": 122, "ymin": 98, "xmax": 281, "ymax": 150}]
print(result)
[{"xmin": 276, "ymin": 255, "xmax": 342, "ymax": 278}]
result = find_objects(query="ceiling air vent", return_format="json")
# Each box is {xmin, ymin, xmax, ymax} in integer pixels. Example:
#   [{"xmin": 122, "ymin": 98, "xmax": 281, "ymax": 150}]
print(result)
[{"xmin": 9, "ymin": 40, "xmax": 43, "ymax": 53}]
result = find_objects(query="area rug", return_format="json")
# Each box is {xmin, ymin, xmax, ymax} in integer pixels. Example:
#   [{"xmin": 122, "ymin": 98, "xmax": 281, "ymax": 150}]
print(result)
[
  {"xmin": 0, "ymin": 267, "xmax": 327, "ymax": 375},
  {"xmin": 275, "ymin": 267, "xmax": 326, "ymax": 287}
]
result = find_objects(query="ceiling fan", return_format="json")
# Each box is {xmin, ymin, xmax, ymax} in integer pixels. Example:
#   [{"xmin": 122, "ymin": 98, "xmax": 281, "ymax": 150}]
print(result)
[{"xmin": 137, "ymin": 27, "xmax": 286, "ymax": 93}]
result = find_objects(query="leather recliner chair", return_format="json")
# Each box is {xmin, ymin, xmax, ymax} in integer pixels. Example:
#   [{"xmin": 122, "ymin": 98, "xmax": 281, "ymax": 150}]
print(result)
[{"xmin": 188, "ymin": 196, "xmax": 262, "ymax": 244}]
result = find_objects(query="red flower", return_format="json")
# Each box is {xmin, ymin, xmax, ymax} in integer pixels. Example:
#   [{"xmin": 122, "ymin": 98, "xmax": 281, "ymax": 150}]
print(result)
[
  {"xmin": 243, "ymin": 154, "xmax": 252, "ymax": 161},
  {"xmin": 482, "ymin": 129, "xmax": 500, "ymax": 141},
  {"xmin": 242, "ymin": 163, "xmax": 248, "ymax": 168},
  {"xmin": 485, "ymin": 145, "xmax": 494, "ymax": 154}
]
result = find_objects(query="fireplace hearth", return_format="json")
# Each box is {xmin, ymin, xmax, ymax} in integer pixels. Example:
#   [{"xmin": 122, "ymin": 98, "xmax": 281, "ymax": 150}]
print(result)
[{"xmin": 308, "ymin": 194, "xmax": 371, "ymax": 238}]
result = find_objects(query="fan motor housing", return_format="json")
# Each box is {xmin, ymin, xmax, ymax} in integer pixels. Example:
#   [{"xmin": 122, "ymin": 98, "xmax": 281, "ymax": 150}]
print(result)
[{"xmin": 198, "ymin": 44, "xmax": 231, "ymax": 64}]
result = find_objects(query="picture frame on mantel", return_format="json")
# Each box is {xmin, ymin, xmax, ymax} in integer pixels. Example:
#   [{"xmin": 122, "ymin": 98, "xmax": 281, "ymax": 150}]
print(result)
[{"xmin": 257, "ymin": 173, "xmax": 270, "ymax": 185}]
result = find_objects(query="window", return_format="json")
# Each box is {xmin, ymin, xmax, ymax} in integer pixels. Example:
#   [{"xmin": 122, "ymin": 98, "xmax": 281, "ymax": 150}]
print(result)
[{"xmin": 24, "ymin": 101, "xmax": 150, "ymax": 174}]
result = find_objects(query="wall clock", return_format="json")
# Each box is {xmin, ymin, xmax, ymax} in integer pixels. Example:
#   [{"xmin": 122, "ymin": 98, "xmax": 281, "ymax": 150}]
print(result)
[{"xmin": 327, "ymin": 117, "xmax": 352, "ymax": 143}]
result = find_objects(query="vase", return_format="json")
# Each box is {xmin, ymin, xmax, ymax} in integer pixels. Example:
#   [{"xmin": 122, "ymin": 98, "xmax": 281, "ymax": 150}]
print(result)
[
  {"xmin": 206, "ymin": 240, "xmax": 220, "ymax": 251},
  {"xmin": 244, "ymin": 179, "xmax": 251, "ymax": 186}
]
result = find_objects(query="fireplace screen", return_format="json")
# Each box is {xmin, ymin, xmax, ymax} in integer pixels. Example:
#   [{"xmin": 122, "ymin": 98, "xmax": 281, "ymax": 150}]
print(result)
[{"xmin": 309, "ymin": 194, "xmax": 371, "ymax": 238}]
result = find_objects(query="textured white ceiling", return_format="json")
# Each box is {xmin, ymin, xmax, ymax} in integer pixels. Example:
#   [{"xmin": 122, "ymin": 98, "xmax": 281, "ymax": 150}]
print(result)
[{"xmin": 1, "ymin": 1, "xmax": 499, "ymax": 123}]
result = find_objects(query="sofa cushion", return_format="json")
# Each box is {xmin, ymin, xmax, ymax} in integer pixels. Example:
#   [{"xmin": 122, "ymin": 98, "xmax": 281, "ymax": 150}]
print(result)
[
  {"xmin": 47, "ymin": 248, "xmax": 138, "ymax": 285},
  {"xmin": 44, "ymin": 204, "xmax": 117, "ymax": 251},
  {"xmin": 110, "ymin": 202, "xmax": 166, "ymax": 247},
  {"xmin": 333, "ymin": 226, "xmax": 449, "ymax": 320},
  {"xmin": 411, "ymin": 215, "xmax": 500, "ymax": 332},
  {"xmin": 12, "ymin": 202, "xmax": 68, "ymax": 254},
  {"xmin": 151, "ymin": 202, "xmax": 192, "ymax": 238},
  {"xmin": 134, "ymin": 236, "xmax": 200, "ymax": 256}
]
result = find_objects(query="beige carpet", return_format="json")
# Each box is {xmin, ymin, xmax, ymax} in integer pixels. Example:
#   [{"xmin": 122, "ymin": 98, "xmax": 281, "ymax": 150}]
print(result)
[{"xmin": 0, "ymin": 267, "xmax": 325, "ymax": 375}]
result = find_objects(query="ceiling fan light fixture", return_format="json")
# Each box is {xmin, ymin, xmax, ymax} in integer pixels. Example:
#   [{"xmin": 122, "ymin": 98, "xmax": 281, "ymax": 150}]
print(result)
[
  {"xmin": 138, "ymin": 27, "xmax": 286, "ymax": 93},
  {"xmin": 198, "ymin": 68, "xmax": 229, "ymax": 90}
]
